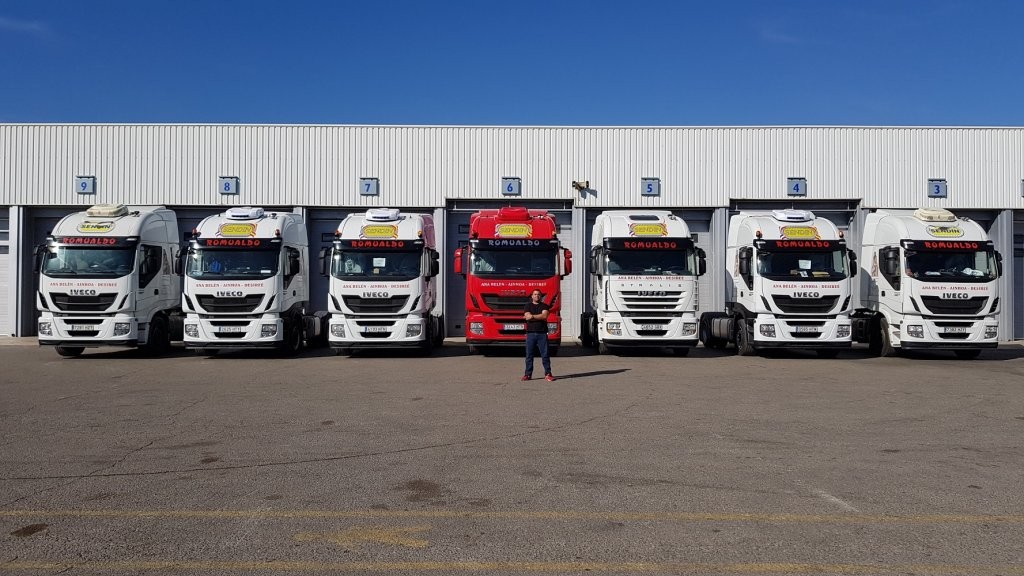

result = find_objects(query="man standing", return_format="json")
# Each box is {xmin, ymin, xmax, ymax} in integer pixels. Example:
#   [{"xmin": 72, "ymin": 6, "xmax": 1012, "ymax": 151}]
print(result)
[{"xmin": 522, "ymin": 289, "xmax": 556, "ymax": 382}]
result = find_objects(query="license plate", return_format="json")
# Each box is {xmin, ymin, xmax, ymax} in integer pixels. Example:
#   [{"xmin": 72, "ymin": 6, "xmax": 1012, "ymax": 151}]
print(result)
[
  {"xmin": 944, "ymin": 326, "xmax": 969, "ymax": 333},
  {"xmin": 363, "ymin": 326, "xmax": 390, "ymax": 333},
  {"xmin": 69, "ymin": 324, "xmax": 94, "ymax": 331},
  {"xmin": 218, "ymin": 326, "xmax": 245, "ymax": 333},
  {"xmin": 503, "ymin": 323, "xmax": 525, "ymax": 331},
  {"xmin": 638, "ymin": 324, "xmax": 662, "ymax": 331},
  {"xmin": 794, "ymin": 326, "xmax": 819, "ymax": 333}
]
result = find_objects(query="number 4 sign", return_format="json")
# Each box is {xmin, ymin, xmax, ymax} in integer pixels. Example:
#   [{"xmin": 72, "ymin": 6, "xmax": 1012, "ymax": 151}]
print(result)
[{"xmin": 787, "ymin": 177, "xmax": 807, "ymax": 197}]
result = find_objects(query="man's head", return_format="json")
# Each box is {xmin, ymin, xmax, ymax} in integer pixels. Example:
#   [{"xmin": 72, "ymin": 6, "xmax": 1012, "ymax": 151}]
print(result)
[{"xmin": 530, "ymin": 289, "xmax": 543, "ymax": 303}]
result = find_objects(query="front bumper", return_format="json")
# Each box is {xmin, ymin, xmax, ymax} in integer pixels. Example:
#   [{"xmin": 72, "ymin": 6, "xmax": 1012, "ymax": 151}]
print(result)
[
  {"xmin": 183, "ymin": 314, "xmax": 283, "ymax": 349},
  {"xmin": 597, "ymin": 313, "xmax": 699, "ymax": 346},
  {"xmin": 38, "ymin": 314, "xmax": 140, "ymax": 348},
  {"xmin": 330, "ymin": 315, "xmax": 427, "ymax": 349},
  {"xmin": 890, "ymin": 318, "xmax": 999, "ymax": 350},
  {"xmin": 752, "ymin": 316, "xmax": 852, "ymax": 348},
  {"xmin": 465, "ymin": 313, "xmax": 561, "ymax": 345}
]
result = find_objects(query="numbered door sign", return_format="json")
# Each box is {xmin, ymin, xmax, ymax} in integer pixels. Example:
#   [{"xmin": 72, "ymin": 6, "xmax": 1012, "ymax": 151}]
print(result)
[
  {"xmin": 501, "ymin": 177, "xmax": 521, "ymax": 196},
  {"xmin": 641, "ymin": 178, "xmax": 661, "ymax": 197},
  {"xmin": 787, "ymin": 178, "xmax": 807, "ymax": 197},
  {"xmin": 219, "ymin": 176, "xmax": 240, "ymax": 195},
  {"xmin": 75, "ymin": 176, "xmax": 96, "ymax": 195},
  {"xmin": 927, "ymin": 179, "xmax": 948, "ymax": 199},
  {"xmin": 360, "ymin": 178, "xmax": 379, "ymax": 196}
]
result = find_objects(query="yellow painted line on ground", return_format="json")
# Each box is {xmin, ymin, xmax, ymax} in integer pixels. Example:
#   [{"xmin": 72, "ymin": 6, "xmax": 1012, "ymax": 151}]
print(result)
[
  {"xmin": 1, "ymin": 508, "xmax": 1023, "ymax": 524},
  {"xmin": 2, "ymin": 560, "xmax": 1024, "ymax": 574},
  {"xmin": 293, "ymin": 525, "xmax": 431, "ymax": 548}
]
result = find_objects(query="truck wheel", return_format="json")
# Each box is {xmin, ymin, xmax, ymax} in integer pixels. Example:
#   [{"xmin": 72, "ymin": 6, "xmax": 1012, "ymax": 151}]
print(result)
[
  {"xmin": 954, "ymin": 349, "xmax": 981, "ymax": 360},
  {"xmin": 140, "ymin": 315, "xmax": 170, "ymax": 356},
  {"xmin": 433, "ymin": 315, "xmax": 445, "ymax": 347},
  {"xmin": 55, "ymin": 346, "xmax": 84, "ymax": 358},
  {"xmin": 580, "ymin": 314, "xmax": 594, "ymax": 347},
  {"xmin": 735, "ymin": 320, "xmax": 755, "ymax": 356},
  {"xmin": 878, "ymin": 318, "xmax": 897, "ymax": 357},
  {"xmin": 281, "ymin": 322, "xmax": 303, "ymax": 356},
  {"xmin": 816, "ymin": 349, "xmax": 840, "ymax": 359}
]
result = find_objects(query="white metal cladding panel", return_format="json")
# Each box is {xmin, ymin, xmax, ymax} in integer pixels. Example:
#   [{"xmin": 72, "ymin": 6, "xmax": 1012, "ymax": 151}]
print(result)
[{"xmin": 3, "ymin": 125, "xmax": 1024, "ymax": 209}]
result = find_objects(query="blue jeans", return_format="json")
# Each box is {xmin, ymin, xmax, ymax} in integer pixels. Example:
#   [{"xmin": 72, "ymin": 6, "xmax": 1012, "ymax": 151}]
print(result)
[{"xmin": 524, "ymin": 332, "xmax": 552, "ymax": 377}]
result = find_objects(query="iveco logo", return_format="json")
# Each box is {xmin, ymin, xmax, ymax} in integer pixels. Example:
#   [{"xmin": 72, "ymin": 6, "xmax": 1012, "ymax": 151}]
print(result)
[
  {"xmin": 637, "ymin": 291, "xmax": 666, "ymax": 297},
  {"xmin": 69, "ymin": 289, "xmax": 97, "ymax": 296},
  {"xmin": 216, "ymin": 291, "xmax": 243, "ymax": 298},
  {"xmin": 941, "ymin": 293, "xmax": 970, "ymax": 300},
  {"xmin": 793, "ymin": 291, "xmax": 821, "ymax": 298},
  {"xmin": 363, "ymin": 291, "xmax": 390, "ymax": 298}
]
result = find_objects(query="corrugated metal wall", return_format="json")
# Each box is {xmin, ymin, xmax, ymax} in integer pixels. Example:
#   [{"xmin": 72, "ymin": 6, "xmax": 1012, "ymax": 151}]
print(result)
[{"xmin": 2, "ymin": 125, "xmax": 1023, "ymax": 209}]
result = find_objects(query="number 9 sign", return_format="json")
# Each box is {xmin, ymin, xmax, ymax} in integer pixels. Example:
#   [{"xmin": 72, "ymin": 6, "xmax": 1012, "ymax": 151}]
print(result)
[{"xmin": 75, "ymin": 176, "xmax": 96, "ymax": 195}]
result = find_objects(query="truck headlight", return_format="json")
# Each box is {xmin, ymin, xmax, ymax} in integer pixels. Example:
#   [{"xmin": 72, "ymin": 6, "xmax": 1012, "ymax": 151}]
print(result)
[
  {"xmin": 331, "ymin": 324, "xmax": 345, "ymax": 338},
  {"xmin": 406, "ymin": 324, "xmax": 422, "ymax": 338},
  {"xmin": 681, "ymin": 322, "xmax": 697, "ymax": 336},
  {"xmin": 38, "ymin": 322, "xmax": 52, "ymax": 336},
  {"xmin": 261, "ymin": 324, "xmax": 278, "ymax": 338},
  {"xmin": 759, "ymin": 324, "xmax": 776, "ymax": 337},
  {"xmin": 114, "ymin": 322, "xmax": 131, "ymax": 336},
  {"xmin": 985, "ymin": 325, "xmax": 998, "ymax": 339},
  {"xmin": 547, "ymin": 323, "xmax": 558, "ymax": 335},
  {"xmin": 184, "ymin": 323, "xmax": 199, "ymax": 338},
  {"xmin": 469, "ymin": 322, "xmax": 484, "ymax": 335},
  {"xmin": 906, "ymin": 325, "xmax": 924, "ymax": 338},
  {"xmin": 837, "ymin": 325, "xmax": 851, "ymax": 338},
  {"xmin": 606, "ymin": 322, "xmax": 621, "ymax": 336}
]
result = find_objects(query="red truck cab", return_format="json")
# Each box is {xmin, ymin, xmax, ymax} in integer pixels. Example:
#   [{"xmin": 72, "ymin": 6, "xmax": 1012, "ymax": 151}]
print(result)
[{"xmin": 454, "ymin": 207, "xmax": 572, "ymax": 354}]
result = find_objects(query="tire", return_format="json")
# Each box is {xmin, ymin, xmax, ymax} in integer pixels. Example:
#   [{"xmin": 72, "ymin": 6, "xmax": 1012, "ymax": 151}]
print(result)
[
  {"xmin": 140, "ymin": 315, "xmax": 170, "ymax": 356},
  {"xmin": 580, "ymin": 314, "xmax": 595, "ymax": 347},
  {"xmin": 867, "ymin": 317, "xmax": 882, "ymax": 355},
  {"xmin": 816, "ymin": 349, "xmax": 840, "ymax": 359},
  {"xmin": 419, "ymin": 321, "xmax": 435, "ymax": 356},
  {"xmin": 954, "ymin": 349, "xmax": 982, "ymax": 360},
  {"xmin": 734, "ymin": 319, "xmax": 755, "ymax": 356},
  {"xmin": 280, "ymin": 322, "xmax": 303, "ymax": 356},
  {"xmin": 878, "ymin": 318, "xmax": 897, "ymax": 357},
  {"xmin": 55, "ymin": 346, "xmax": 84, "ymax": 358},
  {"xmin": 433, "ymin": 315, "xmax": 445, "ymax": 347}
]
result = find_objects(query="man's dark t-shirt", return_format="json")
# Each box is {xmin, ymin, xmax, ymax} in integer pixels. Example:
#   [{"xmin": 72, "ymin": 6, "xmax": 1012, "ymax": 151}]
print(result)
[{"xmin": 524, "ymin": 301, "xmax": 551, "ymax": 333}]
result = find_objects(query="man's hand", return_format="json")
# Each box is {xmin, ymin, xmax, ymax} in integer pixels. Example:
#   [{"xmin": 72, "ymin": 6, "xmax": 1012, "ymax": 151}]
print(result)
[{"xmin": 524, "ymin": 312, "xmax": 532, "ymax": 320}]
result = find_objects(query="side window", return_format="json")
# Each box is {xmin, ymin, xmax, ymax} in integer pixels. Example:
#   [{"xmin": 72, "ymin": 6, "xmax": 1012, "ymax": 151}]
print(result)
[
  {"xmin": 284, "ymin": 247, "xmax": 301, "ymax": 287},
  {"xmin": 139, "ymin": 245, "xmax": 163, "ymax": 288},
  {"xmin": 879, "ymin": 248, "xmax": 900, "ymax": 291}
]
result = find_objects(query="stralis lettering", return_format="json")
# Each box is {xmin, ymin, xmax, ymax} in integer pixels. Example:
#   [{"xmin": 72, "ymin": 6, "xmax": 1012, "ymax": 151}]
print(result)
[
  {"xmin": 216, "ymin": 291, "xmax": 243, "ymax": 298},
  {"xmin": 923, "ymin": 241, "xmax": 980, "ymax": 250},
  {"xmin": 624, "ymin": 240, "xmax": 678, "ymax": 249},
  {"xmin": 776, "ymin": 240, "xmax": 832, "ymax": 249},
  {"xmin": 792, "ymin": 291, "xmax": 821, "ymax": 298},
  {"xmin": 351, "ymin": 240, "xmax": 406, "ymax": 249},
  {"xmin": 941, "ymin": 293, "xmax": 970, "ymax": 299}
]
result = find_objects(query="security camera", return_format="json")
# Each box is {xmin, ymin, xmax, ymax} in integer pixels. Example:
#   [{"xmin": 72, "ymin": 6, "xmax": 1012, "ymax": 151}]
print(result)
[{"xmin": 572, "ymin": 180, "xmax": 590, "ymax": 191}]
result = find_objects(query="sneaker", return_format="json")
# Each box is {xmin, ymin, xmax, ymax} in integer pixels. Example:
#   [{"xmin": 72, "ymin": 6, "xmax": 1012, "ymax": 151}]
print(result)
[
  {"xmin": 545, "ymin": 374, "xmax": 556, "ymax": 382},
  {"xmin": 521, "ymin": 375, "xmax": 531, "ymax": 381}
]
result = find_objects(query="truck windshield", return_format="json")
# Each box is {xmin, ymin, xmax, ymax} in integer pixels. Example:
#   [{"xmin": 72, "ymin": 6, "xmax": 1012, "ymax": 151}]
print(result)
[
  {"xmin": 471, "ymin": 249, "xmax": 556, "ymax": 278},
  {"xmin": 41, "ymin": 247, "xmax": 135, "ymax": 278},
  {"xmin": 332, "ymin": 250, "xmax": 421, "ymax": 281},
  {"xmin": 757, "ymin": 249, "xmax": 847, "ymax": 281},
  {"xmin": 606, "ymin": 249, "xmax": 696, "ymax": 276},
  {"xmin": 905, "ymin": 249, "xmax": 997, "ymax": 282},
  {"xmin": 186, "ymin": 248, "xmax": 280, "ymax": 280}
]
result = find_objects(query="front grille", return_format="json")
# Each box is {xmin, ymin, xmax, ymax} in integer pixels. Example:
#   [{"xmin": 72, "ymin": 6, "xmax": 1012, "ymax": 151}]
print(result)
[
  {"xmin": 938, "ymin": 333, "xmax": 970, "ymax": 340},
  {"xmin": 772, "ymin": 295, "xmax": 839, "ymax": 314},
  {"xmin": 212, "ymin": 332, "xmax": 247, "ymax": 339},
  {"xmin": 51, "ymin": 293, "xmax": 118, "ymax": 312},
  {"xmin": 620, "ymin": 291, "xmax": 684, "ymax": 311},
  {"xmin": 636, "ymin": 330, "xmax": 668, "ymax": 337},
  {"xmin": 68, "ymin": 330, "xmax": 100, "ymax": 337},
  {"xmin": 196, "ymin": 295, "xmax": 263, "ymax": 313},
  {"xmin": 342, "ymin": 295, "xmax": 409, "ymax": 314},
  {"xmin": 481, "ymin": 295, "xmax": 530, "ymax": 312},
  {"xmin": 920, "ymin": 296, "xmax": 987, "ymax": 315}
]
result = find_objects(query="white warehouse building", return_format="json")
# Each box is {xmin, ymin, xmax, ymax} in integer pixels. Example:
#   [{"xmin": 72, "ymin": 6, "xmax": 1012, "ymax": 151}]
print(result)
[{"xmin": 1, "ymin": 124, "xmax": 1023, "ymax": 341}]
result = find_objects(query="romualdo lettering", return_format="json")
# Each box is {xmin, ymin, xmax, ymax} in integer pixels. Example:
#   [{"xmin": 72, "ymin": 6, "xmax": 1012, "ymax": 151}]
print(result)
[
  {"xmin": 624, "ymin": 240, "xmax": 678, "ymax": 249},
  {"xmin": 922, "ymin": 241, "xmax": 979, "ymax": 250},
  {"xmin": 351, "ymin": 240, "xmax": 406, "ymax": 249},
  {"xmin": 204, "ymin": 238, "xmax": 264, "ymax": 248}
]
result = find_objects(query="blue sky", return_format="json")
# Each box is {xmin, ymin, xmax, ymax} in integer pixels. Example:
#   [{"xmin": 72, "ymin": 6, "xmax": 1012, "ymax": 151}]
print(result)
[{"xmin": 1, "ymin": 0, "xmax": 1022, "ymax": 125}]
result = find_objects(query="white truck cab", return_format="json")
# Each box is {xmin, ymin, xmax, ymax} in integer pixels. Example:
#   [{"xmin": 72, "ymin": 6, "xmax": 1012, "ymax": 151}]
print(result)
[
  {"xmin": 580, "ymin": 210, "xmax": 706, "ymax": 355},
  {"xmin": 851, "ymin": 208, "xmax": 1001, "ymax": 358},
  {"xmin": 181, "ymin": 207, "xmax": 324, "ymax": 355},
  {"xmin": 700, "ymin": 209, "xmax": 855, "ymax": 357},
  {"xmin": 36, "ymin": 204, "xmax": 181, "ymax": 357},
  {"xmin": 322, "ymin": 208, "xmax": 443, "ymax": 354}
]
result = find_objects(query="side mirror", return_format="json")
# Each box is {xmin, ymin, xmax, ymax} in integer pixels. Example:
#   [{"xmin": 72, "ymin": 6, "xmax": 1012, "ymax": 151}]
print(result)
[
  {"xmin": 174, "ymin": 248, "xmax": 184, "ymax": 276},
  {"xmin": 848, "ymin": 249, "xmax": 858, "ymax": 278},
  {"xmin": 995, "ymin": 250, "xmax": 1003, "ymax": 278},
  {"xmin": 454, "ymin": 247, "xmax": 464, "ymax": 275},
  {"xmin": 589, "ymin": 246, "xmax": 601, "ymax": 274},
  {"xmin": 33, "ymin": 245, "xmax": 45, "ymax": 275},
  {"xmin": 697, "ymin": 247, "xmax": 707, "ymax": 277},
  {"xmin": 429, "ymin": 250, "xmax": 440, "ymax": 278},
  {"xmin": 738, "ymin": 249, "xmax": 751, "ymax": 277},
  {"xmin": 563, "ymin": 248, "xmax": 573, "ymax": 277},
  {"xmin": 319, "ymin": 247, "xmax": 330, "ymax": 277}
]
